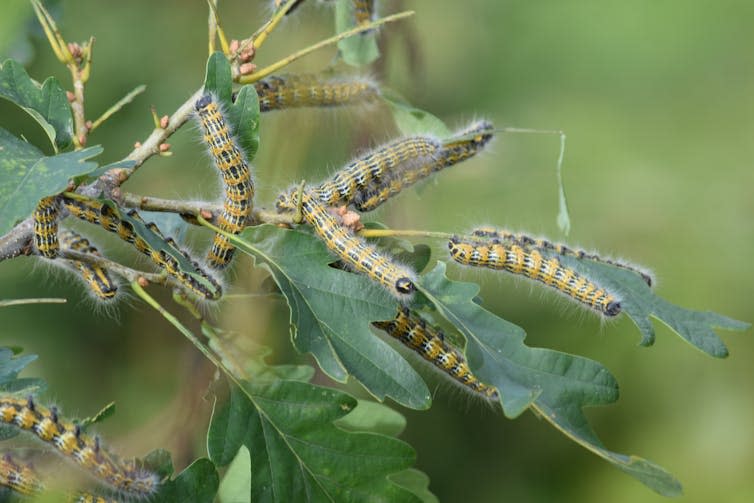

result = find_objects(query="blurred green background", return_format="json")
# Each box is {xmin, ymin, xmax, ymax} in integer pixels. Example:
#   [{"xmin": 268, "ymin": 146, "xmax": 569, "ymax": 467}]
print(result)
[{"xmin": 1, "ymin": 1, "xmax": 753, "ymax": 501}]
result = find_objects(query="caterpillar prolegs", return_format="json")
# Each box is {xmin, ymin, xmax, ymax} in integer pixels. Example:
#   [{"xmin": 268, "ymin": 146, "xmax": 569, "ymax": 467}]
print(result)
[
  {"xmin": 448, "ymin": 235, "xmax": 622, "ymax": 317},
  {"xmin": 194, "ymin": 93, "xmax": 253, "ymax": 269},
  {"xmin": 373, "ymin": 308, "xmax": 498, "ymax": 400}
]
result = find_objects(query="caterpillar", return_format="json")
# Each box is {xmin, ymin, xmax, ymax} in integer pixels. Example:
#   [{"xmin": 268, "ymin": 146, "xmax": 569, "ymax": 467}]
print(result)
[
  {"xmin": 71, "ymin": 494, "xmax": 119, "ymax": 503},
  {"xmin": 0, "ymin": 453, "xmax": 44, "ymax": 497},
  {"xmin": 58, "ymin": 229, "xmax": 118, "ymax": 302},
  {"xmin": 471, "ymin": 227, "xmax": 653, "ymax": 287},
  {"xmin": 0, "ymin": 396, "xmax": 159, "ymax": 498},
  {"xmin": 373, "ymin": 308, "xmax": 498, "ymax": 400},
  {"xmin": 278, "ymin": 189, "xmax": 416, "ymax": 299},
  {"xmin": 303, "ymin": 136, "xmax": 441, "ymax": 211},
  {"xmin": 448, "ymin": 235, "xmax": 622, "ymax": 316},
  {"xmin": 253, "ymin": 74, "xmax": 380, "ymax": 112},
  {"xmin": 194, "ymin": 93, "xmax": 254, "ymax": 269},
  {"xmin": 354, "ymin": 120, "xmax": 496, "ymax": 212},
  {"xmin": 353, "ymin": 0, "xmax": 375, "ymax": 27},
  {"xmin": 33, "ymin": 196, "xmax": 60, "ymax": 258},
  {"xmin": 60, "ymin": 196, "xmax": 222, "ymax": 300}
]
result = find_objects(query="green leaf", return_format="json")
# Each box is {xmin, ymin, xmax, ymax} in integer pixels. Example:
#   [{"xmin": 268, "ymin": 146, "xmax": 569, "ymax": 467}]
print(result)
[
  {"xmin": 202, "ymin": 52, "xmax": 260, "ymax": 161},
  {"xmin": 234, "ymin": 224, "xmax": 431, "ymax": 409},
  {"xmin": 335, "ymin": 399, "xmax": 407, "ymax": 437},
  {"xmin": 390, "ymin": 469, "xmax": 439, "ymax": 503},
  {"xmin": 380, "ymin": 90, "xmax": 452, "ymax": 138},
  {"xmin": 218, "ymin": 445, "xmax": 251, "ymax": 503},
  {"xmin": 208, "ymin": 379, "xmax": 423, "ymax": 503},
  {"xmin": 150, "ymin": 458, "xmax": 219, "ymax": 503},
  {"xmin": 335, "ymin": 0, "xmax": 379, "ymax": 66},
  {"xmin": 560, "ymin": 258, "xmax": 750, "ymax": 357},
  {"xmin": 0, "ymin": 59, "xmax": 73, "ymax": 151},
  {"xmin": 75, "ymin": 401, "xmax": 115, "ymax": 431},
  {"xmin": 418, "ymin": 262, "xmax": 682, "ymax": 496},
  {"xmin": 143, "ymin": 448, "xmax": 175, "ymax": 480},
  {"xmin": 0, "ymin": 129, "xmax": 101, "ymax": 235}
]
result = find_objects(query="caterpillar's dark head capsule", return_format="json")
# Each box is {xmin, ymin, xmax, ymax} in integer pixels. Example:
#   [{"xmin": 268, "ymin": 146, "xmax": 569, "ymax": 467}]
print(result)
[{"xmin": 395, "ymin": 277, "xmax": 415, "ymax": 295}]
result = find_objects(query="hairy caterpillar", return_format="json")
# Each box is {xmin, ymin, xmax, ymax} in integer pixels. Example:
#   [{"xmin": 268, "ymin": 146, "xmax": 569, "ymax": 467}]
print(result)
[
  {"xmin": 33, "ymin": 196, "xmax": 60, "ymax": 258},
  {"xmin": 448, "ymin": 235, "xmax": 622, "ymax": 316},
  {"xmin": 0, "ymin": 396, "xmax": 159, "ymax": 498},
  {"xmin": 353, "ymin": 0, "xmax": 375, "ymax": 27},
  {"xmin": 278, "ymin": 189, "xmax": 416, "ymax": 299},
  {"xmin": 0, "ymin": 454, "xmax": 44, "ymax": 497},
  {"xmin": 73, "ymin": 494, "xmax": 120, "ymax": 503},
  {"xmin": 253, "ymin": 74, "xmax": 380, "ymax": 112},
  {"xmin": 355, "ymin": 120, "xmax": 496, "ymax": 212},
  {"xmin": 471, "ymin": 227, "xmax": 653, "ymax": 286},
  {"xmin": 58, "ymin": 229, "xmax": 118, "ymax": 302},
  {"xmin": 60, "ymin": 196, "xmax": 222, "ymax": 300},
  {"xmin": 373, "ymin": 308, "xmax": 498, "ymax": 399},
  {"xmin": 194, "ymin": 93, "xmax": 253, "ymax": 269},
  {"xmin": 304, "ymin": 136, "xmax": 441, "ymax": 210}
]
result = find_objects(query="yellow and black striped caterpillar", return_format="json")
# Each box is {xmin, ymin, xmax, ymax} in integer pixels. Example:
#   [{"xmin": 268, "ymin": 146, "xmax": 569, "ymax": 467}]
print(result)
[
  {"xmin": 471, "ymin": 227, "xmax": 653, "ymax": 286},
  {"xmin": 448, "ymin": 235, "xmax": 622, "ymax": 316},
  {"xmin": 61, "ymin": 196, "xmax": 222, "ymax": 300},
  {"xmin": 58, "ymin": 228, "xmax": 118, "ymax": 302},
  {"xmin": 373, "ymin": 308, "xmax": 498, "ymax": 400},
  {"xmin": 285, "ymin": 120, "xmax": 496, "ymax": 214},
  {"xmin": 33, "ymin": 196, "xmax": 60, "ymax": 258},
  {"xmin": 253, "ymin": 74, "xmax": 380, "ymax": 112},
  {"xmin": 355, "ymin": 120, "xmax": 496, "ymax": 212},
  {"xmin": 194, "ymin": 93, "xmax": 253, "ymax": 269},
  {"xmin": 353, "ymin": 0, "xmax": 375, "ymax": 27},
  {"xmin": 0, "ymin": 396, "xmax": 159, "ymax": 498},
  {"xmin": 277, "ymin": 189, "xmax": 416, "ymax": 299},
  {"xmin": 0, "ymin": 453, "xmax": 44, "ymax": 497}
]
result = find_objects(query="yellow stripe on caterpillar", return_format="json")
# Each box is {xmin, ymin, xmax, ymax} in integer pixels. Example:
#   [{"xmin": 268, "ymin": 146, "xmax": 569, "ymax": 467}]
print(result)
[
  {"xmin": 194, "ymin": 93, "xmax": 254, "ymax": 269},
  {"xmin": 353, "ymin": 0, "xmax": 376, "ymax": 27},
  {"xmin": 60, "ymin": 197, "xmax": 222, "ymax": 300},
  {"xmin": 253, "ymin": 74, "xmax": 380, "ymax": 112},
  {"xmin": 448, "ymin": 236, "xmax": 622, "ymax": 316},
  {"xmin": 471, "ymin": 227, "xmax": 653, "ymax": 286},
  {"xmin": 59, "ymin": 228, "xmax": 118, "ymax": 301},
  {"xmin": 0, "ymin": 396, "xmax": 159, "ymax": 498},
  {"xmin": 33, "ymin": 196, "xmax": 60, "ymax": 258},
  {"xmin": 373, "ymin": 308, "xmax": 498, "ymax": 399},
  {"xmin": 0, "ymin": 453, "xmax": 44, "ymax": 497},
  {"xmin": 280, "ymin": 190, "xmax": 416, "ymax": 299}
]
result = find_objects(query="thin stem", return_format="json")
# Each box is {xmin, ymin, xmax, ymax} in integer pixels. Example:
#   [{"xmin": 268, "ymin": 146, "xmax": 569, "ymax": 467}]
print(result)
[
  {"xmin": 60, "ymin": 249, "xmax": 165, "ymax": 285},
  {"xmin": 0, "ymin": 298, "xmax": 67, "ymax": 307},
  {"xmin": 250, "ymin": 0, "xmax": 300, "ymax": 51},
  {"xmin": 89, "ymin": 85, "xmax": 147, "ymax": 132},
  {"xmin": 240, "ymin": 11, "xmax": 415, "ymax": 84},
  {"xmin": 358, "ymin": 229, "xmax": 454, "ymax": 240}
]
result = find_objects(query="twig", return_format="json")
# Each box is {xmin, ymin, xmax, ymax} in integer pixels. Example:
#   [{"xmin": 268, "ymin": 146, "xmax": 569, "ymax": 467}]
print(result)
[
  {"xmin": 358, "ymin": 229, "xmax": 453, "ymax": 240},
  {"xmin": 0, "ymin": 298, "xmax": 67, "ymax": 307},
  {"xmin": 60, "ymin": 249, "xmax": 165, "ymax": 285},
  {"xmin": 89, "ymin": 85, "xmax": 147, "ymax": 132}
]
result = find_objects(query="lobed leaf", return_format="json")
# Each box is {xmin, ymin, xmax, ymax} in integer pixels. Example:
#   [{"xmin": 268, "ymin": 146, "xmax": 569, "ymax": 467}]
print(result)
[
  {"xmin": 217, "ymin": 445, "xmax": 251, "ymax": 503},
  {"xmin": 0, "ymin": 59, "xmax": 73, "ymax": 151},
  {"xmin": 380, "ymin": 90, "xmax": 452, "ymax": 139},
  {"xmin": 560, "ymin": 257, "xmax": 749, "ymax": 357},
  {"xmin": 0, "ymin": 128, "xmax": 101, "ymax": 235},
  {"xmin": 233, "ymin": 224, "xmax": 431, "ymax": 409},
  {"xmin": 418, "ymin": 262, "xmax": 682, "ymax": 496},
  {"xmin": 150, "ymin": 458, "xmax": 219, "ymax": 503},
  {"xmin": 208, "ymin": 378, "xmax": 426, "ymax": 502},
  {"xmin": 335, "ymin": 0, "xmax": 379, "ymax": 66}
]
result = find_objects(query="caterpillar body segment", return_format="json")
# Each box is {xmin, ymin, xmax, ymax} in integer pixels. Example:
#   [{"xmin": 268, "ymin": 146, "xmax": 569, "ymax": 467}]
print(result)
[
  {"xmin": 373, "ymin": 308, "xmax": 498, "ymax": 399},
  {"xmin": 278, "ymin": 190, "xmax": 416, "ymax": 299},
  {"xmin": 353, "ymin": 0, "xmax": 376, "ymax": 27},
  {"xmin": 60, "ymin": 197, "xmax": 222, "ymax": 300},
  {"xmin": 194, "ymin": 93, "xmax": 254, "ymax": 269},
  {"xmin": 471, "ymin": 227, "xmax": 653, "ymax": 287},
  {"xmin": 253, "ymin": 74, "xmax": 380, "ymax": 112},
  {"xmin": 0, "ymin": 454, "xmax": 44, "ymax": 497},
  {"xmin": 59, "ymin": 229, "xmax": 118, "ymax": 301},
  {"xmin": 72, "ymin": 494, "xmax": 119, "ymax": 503},
  {"xmin": 0, "ymin": 396, "xmax": 159, "ymax": 498},
  {"xmin": 448, "ymin": 235, "xmax": 622, "ymax": 316},
  {"xmin": 33, "ymin": 197, "xmax": 60, "ymax": 258}
]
